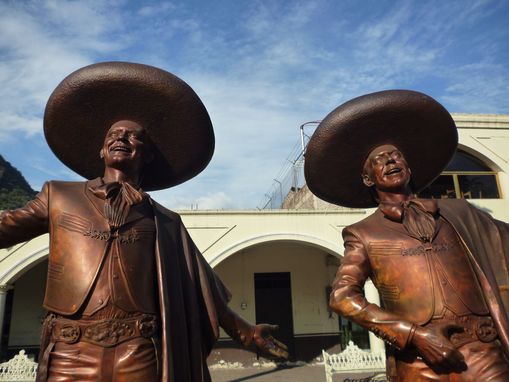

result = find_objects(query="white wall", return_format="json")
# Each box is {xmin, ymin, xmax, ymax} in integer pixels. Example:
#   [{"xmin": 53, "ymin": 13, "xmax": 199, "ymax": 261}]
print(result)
[
  {"xmin": 8, "ymin": 261, "xmax": 46, "ymax": 346},
  {"xmin": 214, "ymin": 241, "xmax": 340, "ymax": 338}
]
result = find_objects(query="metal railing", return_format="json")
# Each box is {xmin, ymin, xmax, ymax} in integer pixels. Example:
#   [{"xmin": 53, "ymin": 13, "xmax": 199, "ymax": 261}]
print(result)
[
  {"xmin": 322, "ymin": 341, "xmax": 386, "ymax": 382},
  {"xmin": 258, "ymin": 121, "xmax": 320, "ymax": 209}
]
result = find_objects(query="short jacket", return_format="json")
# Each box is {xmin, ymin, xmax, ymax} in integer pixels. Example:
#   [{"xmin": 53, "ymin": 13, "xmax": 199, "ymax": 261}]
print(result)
[
  {"xmin": 0, "ymin": 179, "xmax": 232, "ymax": 381},
  {"xmin": 330, "ymin": 199, "xmax": 509, "ymax": 354}
]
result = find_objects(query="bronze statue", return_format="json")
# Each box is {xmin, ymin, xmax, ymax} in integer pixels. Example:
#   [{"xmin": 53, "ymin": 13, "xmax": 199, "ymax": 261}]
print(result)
[
  {"xmin": 304, "ymin": 90, "xmax": 509, "ymax": 381},
  {"xmin": 0, "ymin": 62, "xmax": 287, "ymax": 382}
]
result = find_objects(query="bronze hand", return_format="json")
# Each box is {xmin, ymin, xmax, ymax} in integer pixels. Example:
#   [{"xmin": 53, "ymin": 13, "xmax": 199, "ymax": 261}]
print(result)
[
  {"xmin": 252, "ymin": 324, "xmax": 289, "ymax": 359},
  {"xmin": 218, "ymin": 307, "xmax": 288, "ymax": 359},
  {"xmin": 411, "ymin": 322, "xmax": 466, "ymax": 370}
]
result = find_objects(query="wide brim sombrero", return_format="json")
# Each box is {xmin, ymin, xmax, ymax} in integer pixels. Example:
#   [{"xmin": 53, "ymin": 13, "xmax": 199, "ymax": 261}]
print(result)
[
  {"xmin": 44, "ymin": 61, "xmax": 214, "ymax": 191},
  {"xmin": 304, "ymin": 90, "xmax": 457, "ymax": 208}
]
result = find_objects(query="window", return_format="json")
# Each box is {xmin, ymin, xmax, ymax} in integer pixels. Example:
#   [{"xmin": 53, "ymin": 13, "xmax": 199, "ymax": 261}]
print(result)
[{"xmin": 418, "ymin": 150, "xmax": 501, "ymax": 199}]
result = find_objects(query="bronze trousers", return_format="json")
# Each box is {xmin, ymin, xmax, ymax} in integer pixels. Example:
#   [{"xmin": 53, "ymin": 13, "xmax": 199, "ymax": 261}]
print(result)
[
  {"xmin": 47, "ymin": 337, "xmax": 159, "ymax": 382},
  {"xmin": 394, "ymin": 340, "xmax": 509, "ymax": 382}
]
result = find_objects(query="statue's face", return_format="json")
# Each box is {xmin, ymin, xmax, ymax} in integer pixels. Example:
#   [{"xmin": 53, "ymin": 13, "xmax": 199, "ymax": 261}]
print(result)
[
  {"xmin": 362, "ymin": 144, "xmax": 412, "ymax": 192},
  {"xmin": 100, "ymin": 120, "xmax": 149, "ymax": 173}
]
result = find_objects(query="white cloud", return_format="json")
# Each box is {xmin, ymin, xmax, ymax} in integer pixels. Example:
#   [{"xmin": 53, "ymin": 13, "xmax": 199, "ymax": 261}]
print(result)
[
  {"xmin": 442, "ymin": 63, "xmax": 509, "ymax": 112},
  {"xmin": 0, "ymin": 1, "xmax": 126, "ymax": 138},
  {"xmin": 150, "ymin": 190, "xmax": 236, "ymax": 210},
  {"xmin": 138, "ymin": 2, "xmax": 175, "ymax": 17},
  {"xmin": 0, "ymin": 113, "xmax": 41, "ymax": 139},
  {"xmin": 0, "ymin": 0, "xmax": 506, "ymax": 209}
]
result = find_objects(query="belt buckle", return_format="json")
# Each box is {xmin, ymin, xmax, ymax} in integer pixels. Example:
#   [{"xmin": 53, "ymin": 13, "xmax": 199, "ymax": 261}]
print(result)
[
  {"xmin": 138, "ymin": 316, "xmax": 157, "ymax": 338},
  {"xmin": 59, "ymin": 323, "xmax": 80, "ymax": 344},
  {"xmin": 476, "ymin": 317, "xmax": 497, "ymax": 343},
  {"xmin": 84, "ymin": 319, "xmax": 135, "ymax": 346}
]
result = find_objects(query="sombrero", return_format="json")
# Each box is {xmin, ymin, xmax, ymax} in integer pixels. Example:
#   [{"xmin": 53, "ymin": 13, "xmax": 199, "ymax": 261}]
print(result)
[
  {"xmin": 304, "ymin": 90, "xmax": 457, "ymax": 208},
  {"xmin": 44, "ymin": 61, "xmax": 214, "ymax": 191}
]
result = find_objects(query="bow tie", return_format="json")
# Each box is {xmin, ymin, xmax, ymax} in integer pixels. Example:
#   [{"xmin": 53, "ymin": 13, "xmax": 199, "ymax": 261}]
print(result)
[
  {"xmin": 89, "ymin": 180, "xmax": 145, "ymax": 206},
  {"xmin": 379, "ymin": 199, "xmax": 438, "ymax": 244},
  {"xmin": 379, "ymin": 198, "xmax": 438, "ymax": 222}
]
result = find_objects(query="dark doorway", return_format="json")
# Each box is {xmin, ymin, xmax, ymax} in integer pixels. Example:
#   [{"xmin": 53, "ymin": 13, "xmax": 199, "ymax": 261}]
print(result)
[
  {"xmin": 0, "ymin": 288, "xmax": 14, "ymax": 361},
  {"xmin": 254, "ymin": 272, "xmax": 295, "ymax": 359},
  {"xmin": 339, "ymin": 316, "xmax": 370, "ymax": 350}
]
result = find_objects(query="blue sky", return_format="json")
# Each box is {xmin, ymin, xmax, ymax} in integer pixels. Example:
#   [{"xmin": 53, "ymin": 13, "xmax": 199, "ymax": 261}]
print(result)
[{"xmin": 0, "ymin": 0, "xmax": 508, "ymax": 209}]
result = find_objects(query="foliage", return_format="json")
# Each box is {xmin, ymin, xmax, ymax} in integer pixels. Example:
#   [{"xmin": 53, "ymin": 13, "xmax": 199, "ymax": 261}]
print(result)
[{"xmin": 0, "ymin": 155, "xmax": 36, "ymax": 210}]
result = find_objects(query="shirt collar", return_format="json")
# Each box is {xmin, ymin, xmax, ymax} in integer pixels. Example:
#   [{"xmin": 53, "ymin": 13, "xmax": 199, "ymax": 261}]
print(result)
[
  {"xmin": 379, "ymin": 198, "xmax": 438, "ymax": 222},
  {"xmin": 88, "ymin": 178, "xmax": 146, "ymax": 205}
]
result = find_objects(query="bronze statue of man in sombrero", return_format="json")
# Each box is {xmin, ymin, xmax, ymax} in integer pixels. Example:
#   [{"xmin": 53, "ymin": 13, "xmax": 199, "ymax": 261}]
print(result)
[
  {"xmin": 0, "ymin": 62, "xmax": 287, "ymax": 381},
  {"xmin": 305, "ymin": 90, "xmax": 509, "ymax": 381}
]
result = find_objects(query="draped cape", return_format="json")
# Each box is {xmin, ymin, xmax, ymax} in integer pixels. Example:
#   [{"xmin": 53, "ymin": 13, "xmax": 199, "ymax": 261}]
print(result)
[
  {"xmin": 151, "ymin": 200, "xmax": 231, "ymax": 381},
  {"xmin": 438, "ymin": 199, "xmax": 509, "ymax": 357}
]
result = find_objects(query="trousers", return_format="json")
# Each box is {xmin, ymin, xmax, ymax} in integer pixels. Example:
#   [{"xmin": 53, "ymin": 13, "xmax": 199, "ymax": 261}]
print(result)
[
  {"xmin": 47, "ymin": 337, "xmax": 159, "ymax": 382},
  {"xmin": 394, "ymin": 340, "xmax": 509, "ymax": 382}
]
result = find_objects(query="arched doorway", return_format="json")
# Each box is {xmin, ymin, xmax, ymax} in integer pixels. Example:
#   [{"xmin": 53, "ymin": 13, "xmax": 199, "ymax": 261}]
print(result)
[
  {"xmin": 211, "ymin": 239, "xmax": 369, "ymax": 363},
  {"xmin": 1, "ymin": 259, "xmax": 47, "ymax": 361}
]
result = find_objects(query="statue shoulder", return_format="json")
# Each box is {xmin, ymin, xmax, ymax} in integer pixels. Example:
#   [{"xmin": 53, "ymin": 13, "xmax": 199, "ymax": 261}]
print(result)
[
  {"xmin": 151, "ymin": 200, "xmax": 182, "ymax": 222},
  {"xmin": 437, "ymin": 198, "xmax": 474, "ymax": 217},
  {"xmin": 344, "ymin": 208, "xmax": 382, "ymax": 234},
  {"xmin": 437, "ymin": 198, "xmax": 470, "ymax": 208},
  {"xmin": 42, "ymin": 179, "xmax": 88, "ymax": 195}
]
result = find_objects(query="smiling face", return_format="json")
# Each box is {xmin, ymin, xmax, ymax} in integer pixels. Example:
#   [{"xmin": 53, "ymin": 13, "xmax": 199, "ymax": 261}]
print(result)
[
  {"xmin": 100, "ymin": 120, "xmax": 150, "ymax": 176},
  {"xmin": 362, "ymin": 144, "xmax": 412, "ymax": 193}
]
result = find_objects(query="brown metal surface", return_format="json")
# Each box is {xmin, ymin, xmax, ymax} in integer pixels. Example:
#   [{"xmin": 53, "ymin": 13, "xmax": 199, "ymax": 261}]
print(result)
[
  {"xmin": 43, "ymin": 62, "xmax": 215, "ymax": 191},
  {"xmin": 1, "ymin": 113, "xmax": 287, "ymax": 381},
  {"xmin": 304, "ymin": 90, "xmax": 458, "ymax": 208},
  {"xmin": 328, "ymin": 143, "xmax": 509, "ymax": 381}
]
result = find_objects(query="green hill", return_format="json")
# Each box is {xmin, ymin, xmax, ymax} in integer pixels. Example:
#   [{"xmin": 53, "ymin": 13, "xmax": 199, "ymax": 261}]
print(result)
[{"xmin": 0, "ymin": 155, "xmax": 37, "ymax": 210}]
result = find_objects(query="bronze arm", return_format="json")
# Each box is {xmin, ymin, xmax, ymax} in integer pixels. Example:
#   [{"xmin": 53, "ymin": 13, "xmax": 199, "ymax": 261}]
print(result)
[
  {"xmin": 0, "ymin": 182, "xmax": 49, "ymax": 248},
  {"xmin": 218, "ymin": 306, "xmax": 255, "ymax": 346},
  {"xmin": 330, "ymin": 228, "xmax": 415, "ymax": 350},
  {"xmin": 218, "ymin": 306, "xmax": 289, "ymax": 359},
  {"xmin": 331, "ymin": 228, "xmax": 466, "ymax": 369}
]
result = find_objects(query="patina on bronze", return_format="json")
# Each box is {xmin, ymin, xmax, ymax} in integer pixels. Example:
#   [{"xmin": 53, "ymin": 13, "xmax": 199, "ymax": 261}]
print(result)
[
  {"xmin": 0, "ymin": 62, "xmax": 288, "ymax": 382},
  {"xmin": 304, "ymin": 90, "xmax": 458, "ymax": 208},
  {"xmin": 305, "ymin": 90, "xmax": 509, "ymax": 381},
  {"xmin": 43, "ymin": 61, "xmax": 215, "ymax": 191}
]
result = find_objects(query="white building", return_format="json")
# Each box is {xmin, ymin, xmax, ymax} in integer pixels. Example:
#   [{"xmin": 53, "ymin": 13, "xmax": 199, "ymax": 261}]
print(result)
[{"xmin": 0, "ymin": 113, "xmax": 508, "ymax": 364}]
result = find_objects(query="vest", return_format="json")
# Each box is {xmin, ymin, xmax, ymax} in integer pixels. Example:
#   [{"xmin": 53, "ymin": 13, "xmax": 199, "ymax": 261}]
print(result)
[{"xmin": 43, "ymin": 180, "xmax": 157, "ymax": 315}]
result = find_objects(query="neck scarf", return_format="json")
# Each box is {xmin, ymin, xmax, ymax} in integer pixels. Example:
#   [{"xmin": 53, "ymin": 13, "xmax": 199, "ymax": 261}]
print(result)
[
  {"xmin": 89, "ymin": 180, "xmax": 144, "ymax": 228},
  {"xmin": 379, "ymin": 199, "xmax": 438, "ymax": 244}
]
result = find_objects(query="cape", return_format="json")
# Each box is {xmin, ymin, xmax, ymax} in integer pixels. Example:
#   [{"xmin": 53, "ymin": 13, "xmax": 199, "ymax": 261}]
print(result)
[
  {"xmin": 151, "ymin": 200, "xmax": 232, "ymax": 381},
  {"xmin": 438, "ymin": 198, "xmax": 509, "ymax": 356}
]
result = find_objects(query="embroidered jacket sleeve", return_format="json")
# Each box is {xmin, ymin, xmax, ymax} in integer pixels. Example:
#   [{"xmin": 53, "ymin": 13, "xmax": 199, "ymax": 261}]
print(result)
[
  {"xmin": 330, "ymin": 226, "xmax": 415, "ymax": 350},
  {"xmin": 0, "ymin": 182, "xmax": 49, "ymax": 248}
]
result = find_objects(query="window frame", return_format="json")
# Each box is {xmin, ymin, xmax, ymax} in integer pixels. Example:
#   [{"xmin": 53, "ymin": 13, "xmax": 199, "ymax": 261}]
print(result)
[{"xmin": 440, "ymin": 170, "xmax": 502, "ymax": 199}]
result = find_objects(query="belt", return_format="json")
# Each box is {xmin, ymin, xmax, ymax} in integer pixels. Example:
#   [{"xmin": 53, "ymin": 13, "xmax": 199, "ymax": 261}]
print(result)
[
  {"xmin": 50, "ymin": 314, "xmax": 158, "ymax": 348},
  {"xmin": 429, "ymin": 311, "xmax": 497, "ymax": 348}
]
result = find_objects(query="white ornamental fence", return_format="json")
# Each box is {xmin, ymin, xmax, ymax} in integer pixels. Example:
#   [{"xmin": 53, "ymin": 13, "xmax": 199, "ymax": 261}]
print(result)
[
  {"xmin": 1, "ymin": 343, "xmax": 387, "ymax": 382},
  {"xmin": 0, "ymin": 350, "xmax": 37, "ymax": 381},
  {"xmin": 322, "ymin": 341, "xmax": 386, "ymax": 382}
]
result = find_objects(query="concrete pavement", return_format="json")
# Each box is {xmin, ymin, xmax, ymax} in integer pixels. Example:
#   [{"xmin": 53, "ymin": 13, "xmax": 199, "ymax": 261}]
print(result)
[{"xmin": 209, "ymin": 362, "xmax": 387, "ymax": 382}]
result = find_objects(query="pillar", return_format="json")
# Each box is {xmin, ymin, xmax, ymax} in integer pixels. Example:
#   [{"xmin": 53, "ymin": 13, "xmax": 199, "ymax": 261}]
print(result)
[{"xmin": 0, "ymin": 284, "xmax": 13, "ymax": 354}]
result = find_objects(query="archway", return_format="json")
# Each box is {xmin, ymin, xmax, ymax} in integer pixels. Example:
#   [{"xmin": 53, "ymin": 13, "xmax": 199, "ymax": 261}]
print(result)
[
  {"xmin": 210, "ymin": 238, "xmax": 370, "ymax": 363},
  {"xmin": 0, "ymin": 236, "xmax": 49, "ymax": 361},
  {"xmin": 2, "ymin": 260, "xmax": 47, "ymax": 360}
]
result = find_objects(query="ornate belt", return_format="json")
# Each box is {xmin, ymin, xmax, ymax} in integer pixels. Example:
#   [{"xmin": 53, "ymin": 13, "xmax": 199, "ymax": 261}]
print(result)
[
  {"xmin": 50, "ymin": 314, "xmax": 158, "ymax": 347},
  {"xmin": 430, "ymin": 311, "xmax": 497, "ymax": 348}
]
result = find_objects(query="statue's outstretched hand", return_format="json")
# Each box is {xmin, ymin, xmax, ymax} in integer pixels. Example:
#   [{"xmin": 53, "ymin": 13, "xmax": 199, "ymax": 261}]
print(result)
[
  {"xmin": 219, "ymin": 308, "xmax": 288, "ymax": 359},
  {"xmin": 252, "ymin": 324, "xmax": 289, "ymax": 359},
  {"xmin": 411, "ymin": 323, "xmax": 465, "ymax": 371}
]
